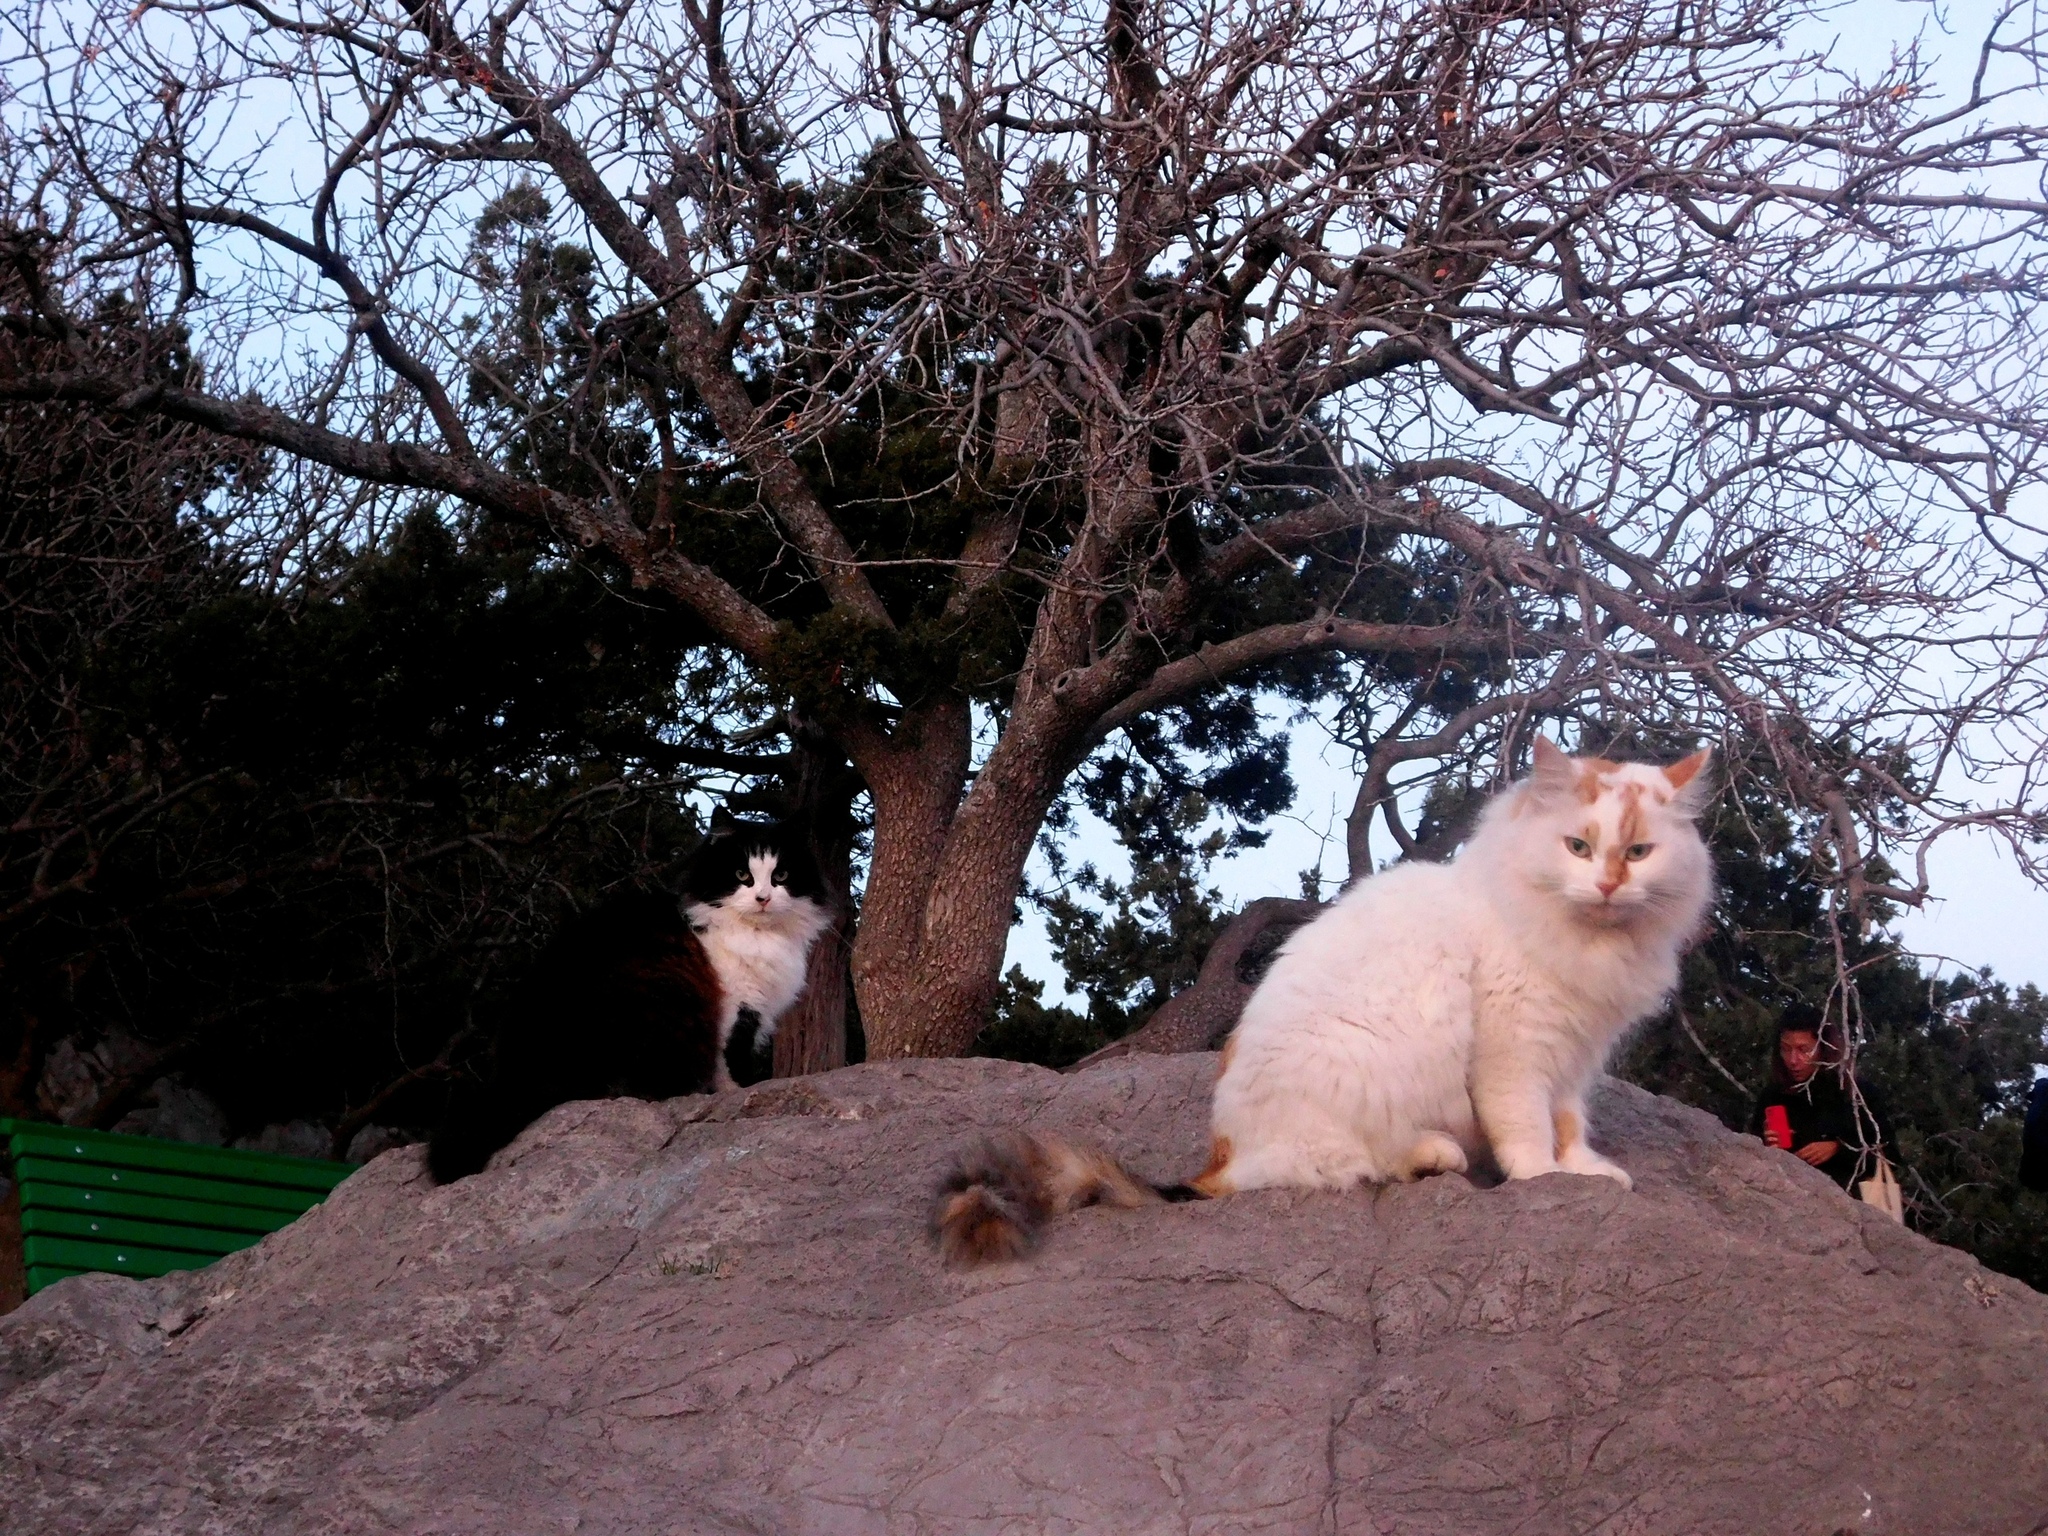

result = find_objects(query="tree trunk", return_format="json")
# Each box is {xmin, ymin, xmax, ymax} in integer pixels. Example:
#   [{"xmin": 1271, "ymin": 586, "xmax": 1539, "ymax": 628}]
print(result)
[
  {"xmin": 850, "ymin": 708, "xmax": 1074, "ymax": 1060},
  {"xmin": 774, "ymin": 721, "xmax": 861, "ymax": 1078},
  {"xmin": 844, "ymin": 699, "xmax": 974, "ymax": 1058},
  {"xmin": 775, "ymin": 910, "xmax": 851, "ymax": 1077},
  {"xmin": 0, "ymin": 1183, "xmax": 24, "ymax": 1317},
  {"xmin": 0, "ymin": 1000, "xmax": 45, "ymax": 1120}
]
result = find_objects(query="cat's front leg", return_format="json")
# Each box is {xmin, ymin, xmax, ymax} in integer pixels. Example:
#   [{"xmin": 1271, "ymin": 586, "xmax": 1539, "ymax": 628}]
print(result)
[
  {"xmin": 1551, "ymin": 1095, "xmax": 1633, "ymax": 1189},
  {"xmin": 723, "ymin": 1006, "xmax": 772, "ymax": 1089},
  {"xmin": 1471, "ymin": 1069, "xmax": 1562, "ymax": 1181},
  {"xmin": 708, "ymin": 1010, "xmax": 740, "ymax": 1092}
]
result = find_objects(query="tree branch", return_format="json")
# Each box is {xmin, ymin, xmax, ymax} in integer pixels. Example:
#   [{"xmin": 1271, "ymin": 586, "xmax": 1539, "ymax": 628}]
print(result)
[{"xmin": 0, "ymin": 370, "xmax": 781, "ymax": 655}]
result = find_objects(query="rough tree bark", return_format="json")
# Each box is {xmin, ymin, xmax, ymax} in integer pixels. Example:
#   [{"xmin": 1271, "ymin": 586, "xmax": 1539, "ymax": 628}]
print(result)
[{"xmin": 773, "ymin": 724, "xmax": 862, "ymax": 1076}]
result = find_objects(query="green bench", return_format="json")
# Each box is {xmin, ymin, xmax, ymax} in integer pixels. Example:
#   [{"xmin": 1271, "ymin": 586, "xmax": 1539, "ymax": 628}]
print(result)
[{"xmin": 0, "ymin": 1117, "xmax": 352, "ymax": 1296}]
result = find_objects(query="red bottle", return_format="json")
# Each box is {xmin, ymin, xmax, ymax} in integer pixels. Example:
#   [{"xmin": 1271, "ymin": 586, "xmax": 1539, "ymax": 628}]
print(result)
[{"xmin": 1763, "ymin": 1104, "xmax": 1793, "ymax": 1150}]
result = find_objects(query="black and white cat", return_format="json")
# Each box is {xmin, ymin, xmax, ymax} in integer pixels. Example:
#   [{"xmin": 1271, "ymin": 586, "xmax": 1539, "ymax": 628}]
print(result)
[{"xmin": 426, "ymin": 819, "xmax": 832, "ymax": 1183}]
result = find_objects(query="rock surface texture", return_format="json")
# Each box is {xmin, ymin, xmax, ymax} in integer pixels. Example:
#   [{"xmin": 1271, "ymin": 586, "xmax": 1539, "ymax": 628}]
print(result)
[{"xmin": 3, "ymin": 1055, "xmax": 2046, "ymax": 1535}]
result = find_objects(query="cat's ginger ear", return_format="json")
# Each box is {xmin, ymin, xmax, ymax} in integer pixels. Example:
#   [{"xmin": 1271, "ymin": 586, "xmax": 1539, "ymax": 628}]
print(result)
[
  {"xmin": 1663, "ymin": 748, "xmax": 1714, "ymax": 811},
  {"xmin": 1530, "ymin": 737, "xmax": 1574, "ymax": 790}
]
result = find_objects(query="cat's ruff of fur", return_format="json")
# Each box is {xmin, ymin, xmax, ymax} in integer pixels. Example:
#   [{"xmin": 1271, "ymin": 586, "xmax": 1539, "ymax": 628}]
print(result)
[{"xmin": 932, "ymin": 741, "xmax": 1714, "ymax": 1267}]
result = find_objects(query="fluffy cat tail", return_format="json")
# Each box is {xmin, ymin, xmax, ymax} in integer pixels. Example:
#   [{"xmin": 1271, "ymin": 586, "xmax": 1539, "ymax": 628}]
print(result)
[{"xmin": 929, "ymin": 1131, "xmax": 1202, "ymax": 1269}]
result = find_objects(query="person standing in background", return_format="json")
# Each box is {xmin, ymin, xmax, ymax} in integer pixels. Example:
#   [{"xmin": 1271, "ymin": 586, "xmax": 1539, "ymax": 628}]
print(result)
[
  {"xmin": 2021, "ymin": 1076, "xmax": 2048, "ymax": 1193},
  {"xmin": 1750, "ymin": 1008, "xmax": 1895, "ymax": 1193}
]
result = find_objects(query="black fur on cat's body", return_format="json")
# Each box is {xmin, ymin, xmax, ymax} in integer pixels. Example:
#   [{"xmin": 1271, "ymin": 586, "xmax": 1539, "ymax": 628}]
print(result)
[{"xmin": 426, "ymin": 822, "xmax": 828, "ymax": 1183}]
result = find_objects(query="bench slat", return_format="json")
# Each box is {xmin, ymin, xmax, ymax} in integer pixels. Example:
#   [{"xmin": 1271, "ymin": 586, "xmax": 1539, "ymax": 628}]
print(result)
[
  {"xmin": 12, "ymin": 1155, "xmax": 332, "ymax": 1214},
  {"xmin": 1, "ymin": 1117, "xmax": 352, "ymax": 1296},
  {"xmin": 21, "ymin": 1208, "xmax": 255, "ymax": 1257},
  {"xmin": 18, "ymin": 1179, "xmax": 301, "ymax": 1234},
  {"xmin": 1, "ymin": 1122, "xmax": 349, "ymax": 1191},
  {"xmin": 23, "ymin": 1233, "xmax": 222, "ymax": 1281}
]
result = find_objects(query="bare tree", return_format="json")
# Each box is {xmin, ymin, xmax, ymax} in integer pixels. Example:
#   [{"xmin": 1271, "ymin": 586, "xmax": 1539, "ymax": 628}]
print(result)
[{"xmin": 6, "ymin": 0, "xmax": 2048, "ymax": 1060}]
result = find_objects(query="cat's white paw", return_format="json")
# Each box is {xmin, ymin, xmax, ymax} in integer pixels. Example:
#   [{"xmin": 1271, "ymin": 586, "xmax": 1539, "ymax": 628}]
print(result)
[
  {"xmin": 1400, "ymin": 1132, "xmax": 1469, "ymax": 1179},
  {"xmin": 1496, "ymin": 1149, "xmax": 1565, "ymax": 1181},
  {"xmin": 1558, "ymin": 1145, "xmax": 1633, "ymax": 1189}
]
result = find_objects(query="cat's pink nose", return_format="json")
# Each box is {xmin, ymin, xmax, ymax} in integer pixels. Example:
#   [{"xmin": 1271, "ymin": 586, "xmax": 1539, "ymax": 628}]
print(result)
[
  {"xmin": 755, "ymin": 893, "xmax": 771, "ymax": 905},
  {"xmin": 1596, "ymin": 878, "xmax": 1621, "ymax": 898}
]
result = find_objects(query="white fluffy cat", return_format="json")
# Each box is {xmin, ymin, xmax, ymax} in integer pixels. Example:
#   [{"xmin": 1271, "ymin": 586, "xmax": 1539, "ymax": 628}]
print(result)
[
  {"xmin": 932, "ymin": 741, "xmax": 1714, "ymax": 1266},
  {"xmin": 1199, "ymin": 738, "xmax": 1713, "ymax": 1194}
]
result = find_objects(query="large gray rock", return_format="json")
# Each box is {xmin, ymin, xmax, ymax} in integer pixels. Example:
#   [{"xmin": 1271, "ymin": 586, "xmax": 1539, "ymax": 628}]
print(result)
[{"xmin": 2, "ymin": 1056, "xmax": 2044, "ymax": 1534}]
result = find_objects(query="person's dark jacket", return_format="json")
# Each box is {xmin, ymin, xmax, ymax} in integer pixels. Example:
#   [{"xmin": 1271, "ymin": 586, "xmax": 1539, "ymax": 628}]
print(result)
[
  {"xmin": 1750, "ymin": 1070, "xmax": 1894, "ymax": 1191},
  {"xmin": 2021, "ymin": 1077, "xmax": 2048, "ymax": 1193}
]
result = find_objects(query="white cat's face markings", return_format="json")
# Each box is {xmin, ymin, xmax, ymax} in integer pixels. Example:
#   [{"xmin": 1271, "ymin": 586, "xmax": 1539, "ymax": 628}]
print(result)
[
  {"xmin": 1521, "ymin": 748, "xmax": 1712, "ymax": 926},
  {"xmin": 1555, "ymin": 775, "xmax": 1659, "ymax": 913}
]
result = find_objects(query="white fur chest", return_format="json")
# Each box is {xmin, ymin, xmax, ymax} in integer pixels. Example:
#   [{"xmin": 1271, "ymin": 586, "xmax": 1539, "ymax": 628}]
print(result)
[
  {"xmin": 688, "ymin": 904, "xmax": 827, "ymax": 1028},
  {"xmin": 1487, "ymin": 897, "xmax": 1684, "ymax": 1038}
]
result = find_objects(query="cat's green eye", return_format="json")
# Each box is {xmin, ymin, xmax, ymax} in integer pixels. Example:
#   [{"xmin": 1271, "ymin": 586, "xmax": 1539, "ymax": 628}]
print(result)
[
  {"xmin": 1625, "ymin": 842, "xmax": 1654, "ymax": 861},
  {"xmin": 736, "ymin": 868, "xmax": 752, "ymax": 885},
  {"xmin": 771, "ymin": 869, "xmax": 788, "ymax": 885},
  {"xmin": 1564, "ymin": 836, "xmax": 1593, "ymax": 858}
]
